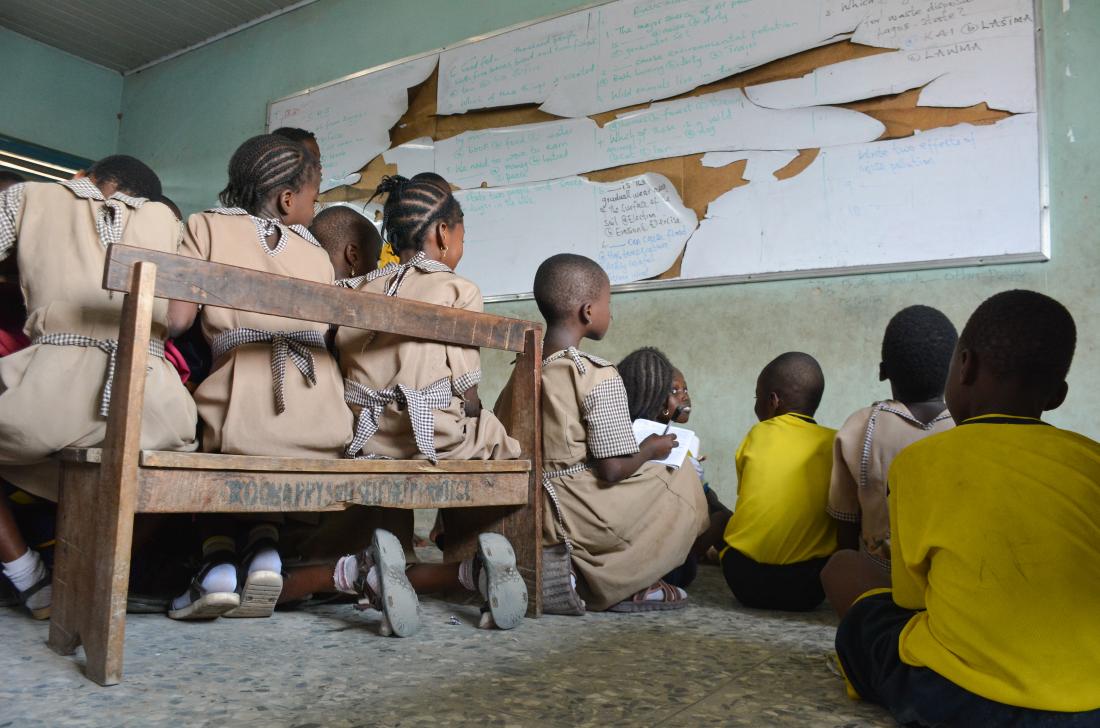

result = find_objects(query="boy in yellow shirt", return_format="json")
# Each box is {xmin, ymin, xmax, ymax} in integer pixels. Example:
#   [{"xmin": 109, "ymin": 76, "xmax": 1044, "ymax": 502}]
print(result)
[
  {"xmin": 720, "ymin": 352, "xmax": 837, "ymax": 611},
  {"xmin": 834, "ymin": 290, "xmax": 1100, "ymax": 725}
]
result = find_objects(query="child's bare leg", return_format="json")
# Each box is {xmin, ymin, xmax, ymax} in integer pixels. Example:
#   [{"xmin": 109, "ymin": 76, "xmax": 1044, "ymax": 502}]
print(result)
[
  {"xmin": 280, "ymin": 562, "xmax": 336, "ymax": 604},
  {"xmin": 821, "ymin": 549, "xmax": 889, "ymax": 619},
  {"xmin": 0, "ymin": 495, "xmax": 50, "ymax": 618},
  {"xmin": 691, "ymin": 510, "xmax": 730, "ymax": 559},
  {"xmin": 0, "ymin": 495, "xmax": 28, "ymax": 562},
  {"xmin": 407, "ymin": 563, "xmax": 462, "ymax": 593}
]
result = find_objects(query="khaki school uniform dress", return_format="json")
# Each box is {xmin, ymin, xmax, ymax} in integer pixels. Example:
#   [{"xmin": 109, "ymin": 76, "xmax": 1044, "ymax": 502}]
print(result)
[
  {"xmin": 828, "ymin": 401, "xmax": 953, "ymax": 570},
  {"xmin": 335, "ymin": 252, "xmax": 520, "ymax": 461},
  {"xmin": 181, "ymin": 209, "xmax": 351, "ymax": 457},
  {"xmin": 513, "ymin": 347, "xmax": 707, "ymax": 611},
  {"xmin": 0, "ymin": 180, "xmax": 198, "ymax": 500}
]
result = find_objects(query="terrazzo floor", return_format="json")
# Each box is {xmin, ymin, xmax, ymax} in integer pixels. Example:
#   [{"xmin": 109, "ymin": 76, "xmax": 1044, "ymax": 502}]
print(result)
[{"xmin": 1, "ymin": 556, "xmax": 894, "ymax": 727}]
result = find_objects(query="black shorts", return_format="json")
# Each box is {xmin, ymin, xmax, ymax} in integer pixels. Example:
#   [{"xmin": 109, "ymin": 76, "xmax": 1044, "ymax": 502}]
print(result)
[
  {"xmin": 836, "ymin": 592, "xmax": 1100, "ymax": 727},
  {"xmin": 720, "ymin": 547, "xmax": 828, "ymax": 611}
]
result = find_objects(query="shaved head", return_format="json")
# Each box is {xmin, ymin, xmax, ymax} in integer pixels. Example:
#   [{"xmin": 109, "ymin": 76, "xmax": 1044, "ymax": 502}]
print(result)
[
  {"xmin": 533, "ymin": 253, "xmax": 609, "ymax": 325},
  {"xmin": 759, "ymin": 352, "xmax": 825, "ymax": 416}
]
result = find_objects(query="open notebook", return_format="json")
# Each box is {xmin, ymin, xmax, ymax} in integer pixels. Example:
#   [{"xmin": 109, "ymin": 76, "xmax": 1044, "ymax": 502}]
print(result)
[{"xmin": 631, "ymin": 419, "xmax": 701, "ymax": 469}]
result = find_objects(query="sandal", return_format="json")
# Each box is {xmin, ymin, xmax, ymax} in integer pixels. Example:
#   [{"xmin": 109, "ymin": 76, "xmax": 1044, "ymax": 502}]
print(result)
[
  {"xmin": 355, "ymin": 529, "xmax": 420, "ymax": 637},
  {"xmin": 19, "ymin": 571, "xmax": 52, "ymax": 620},
  {"xmin": 475, "ymin": 533, "xmax": 527, "ymax": 630},
  {"xmin": 223, "ymin": 528, "xmax": 283, "ymax": 619},
  {"xmin": 168, "ymin": 559, "xmax": 240, "ymax": 620},
  {"xmin": 607, "ymin": 580, "xmax": 687, "ymax": 613}
]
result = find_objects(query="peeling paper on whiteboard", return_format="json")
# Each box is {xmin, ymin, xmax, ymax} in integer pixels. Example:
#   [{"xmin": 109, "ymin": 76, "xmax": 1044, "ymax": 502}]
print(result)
[
  {"xmin": 679, "ymin": 114, "xmax": 1040, "ymax": 280},
  {"xmin": 382, "ymin": 137, "xmax": 435, "ymax": 178},
  {"xmin": 852, "ymin": 0, "xmax": 1033, "ymax": 51},
  {"xmin": 454, "ymin": 174, "xmax": 697, "ymax": 298},
  {"xmin": 320, "ymin": 172, "xmax": 362, "ymax": 193},
  {"xmin": 433, "ymin": 90, "xmax": 883, "ymax": 189},
  {"xmin": 746, "ymin": 34, "xmax": 1035, "ymax": 113},
  {"xmin": 437, "ymin": 0, "xmax": 878, "ymax": 118},
  {"xmin": 700, "ymin": 150, "xmax": 799, "ymax": 181},
  {"xmin": 268, "ymin": 55, "xmax": 437, "ymax": 192}
]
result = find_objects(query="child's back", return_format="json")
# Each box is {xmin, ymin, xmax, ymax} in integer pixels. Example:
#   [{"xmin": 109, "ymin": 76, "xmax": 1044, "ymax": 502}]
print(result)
[
  {"xmin": 0, "ymin": 164, "xmax": 198, "ymax": 499},
  {"xmin": 828, "ymin": 305, "xmax": 957, "ymax": 569},
  {"xmin": 725, "ymin": 412, "xmax": 836, "ymax": 565},
  {"xmin": 337, "ymin": 175, "xmax": 518, "ymax": 462},
  {"xmin": 184, "ymin": 208, "xmax": 351, "ymax": 457}
]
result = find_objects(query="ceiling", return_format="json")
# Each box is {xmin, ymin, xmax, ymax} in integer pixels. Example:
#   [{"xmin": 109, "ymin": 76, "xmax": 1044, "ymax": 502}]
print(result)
[{"xmin": 0, "ymin": 0, "xmax": 316, "ymax": 74}]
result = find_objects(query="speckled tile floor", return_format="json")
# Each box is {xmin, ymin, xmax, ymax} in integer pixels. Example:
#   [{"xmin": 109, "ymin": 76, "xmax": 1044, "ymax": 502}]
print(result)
[{"xmin": 0, "ymin": 558, "xmax": 894, "ymax": 728}]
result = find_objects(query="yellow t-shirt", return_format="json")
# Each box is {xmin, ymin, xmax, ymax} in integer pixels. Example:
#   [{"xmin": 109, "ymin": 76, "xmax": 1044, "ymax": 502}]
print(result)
[
  {"xmin": 723, "ymin": 413, "xmax": 838, "ymax": 564},
  {"xmin": 890, "ymin": 414, "xmax": 1100, "ymax": 712}
]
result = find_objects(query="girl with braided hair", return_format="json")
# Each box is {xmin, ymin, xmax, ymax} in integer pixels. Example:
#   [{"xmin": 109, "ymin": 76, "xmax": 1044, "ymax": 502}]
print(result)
[
  {"xmin": 275, "ymin": 174, "xmax": 528, "ymax": 636},
  {"xmin": 167, "ymin": 134, "xmax": 353, "ymax": 620}
]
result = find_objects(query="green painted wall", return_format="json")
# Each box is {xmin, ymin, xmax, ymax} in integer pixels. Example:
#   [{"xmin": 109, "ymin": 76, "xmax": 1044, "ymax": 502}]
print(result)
[
  {"xmin": 0, "ymin": 27, "xmax": 121, "ymax": 161},
  {"xmin": 117, "ymin": 0, "xmax": 592, "ymax": 214},
  {"xmin": 116, "ymin": 0, "xmax": 1098, "ymax": 504}
]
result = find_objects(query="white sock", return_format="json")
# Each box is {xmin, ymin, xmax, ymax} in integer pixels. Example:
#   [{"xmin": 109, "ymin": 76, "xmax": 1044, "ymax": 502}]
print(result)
[
  {"xmin": 171, "ymin": 563, "xmax": 237, "ymax": 610},
  {"xmin": 247, "ymin": 548, "xmax": 281, "ymax": 575},
  {"xmin": 457, "ymin": 557, "xmax": 477, "ymax": 593},
  {"xmin": 2, "ymin": 549, "xmax": 45, "ymax": 593},
  {"xmin": 644, "ymin": 584, "xmax": 687, "ymax": 601},
  {"xmin": 333, "ymin": 554, "xmax": 378, "ymax": 595}
]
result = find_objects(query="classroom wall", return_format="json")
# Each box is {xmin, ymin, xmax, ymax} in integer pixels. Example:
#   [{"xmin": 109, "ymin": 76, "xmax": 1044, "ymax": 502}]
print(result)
[
  {"xmin": 116, "ymin": 0, "xmax": 1099, "ymax": 504},
  {"xmin": 117, "ymin": 0, "xmax": 592, "ymax": 215},
  {"xmin": 0, "ymin": 27, "xmax": 122, "ymax": 160}
]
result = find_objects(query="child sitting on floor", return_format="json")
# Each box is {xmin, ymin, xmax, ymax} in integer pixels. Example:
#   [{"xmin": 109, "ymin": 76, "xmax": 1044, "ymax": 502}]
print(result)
[
  {"xmin": 499, "ymin": 254, "xmax": 709, "ymax": 613},
  {"xmin": 310, "ymin": 205, "xmax": 383, "ymax": 285},
  {"xmin": 720, "ymin": 352, "xmax": 837, "ymax": 611},
  {"xmin": 820, "ymin": 306, "xmax": 956, "ymax": 607},
  {"xmin": 618, "ymin": 346, "xmax": 731, "ymax": 588},
  {"xmin": 0, "ymin": 157, "xmax": 199, "ymax": 617},
  {"xmin": 170, "ymin": 133, "xmax": 353, "ymax": 620},
  {"xmin": 833, "ymin": 290, "xmax": 1100, "ymax": 725}
]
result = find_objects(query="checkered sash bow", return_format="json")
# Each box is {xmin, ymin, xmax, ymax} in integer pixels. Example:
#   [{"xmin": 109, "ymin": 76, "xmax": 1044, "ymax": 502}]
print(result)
[
  {"xmin": 32, "ymin": 334, "xmax": 166, "ymax": 417},
  {"xmin": 61, "ymin": 178, "xmax": 146, "ymax": 247},
  {"xmin": 344, "ymin": 376, "xmax": 453, "ymax": 462},
  {"xmin": 210, "ymin": 328, "xmax": 326, "ymax": 415}
]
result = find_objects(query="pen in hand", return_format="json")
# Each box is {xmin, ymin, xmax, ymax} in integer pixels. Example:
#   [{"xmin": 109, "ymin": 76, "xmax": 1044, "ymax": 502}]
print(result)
[{"xmin": 663, "ymin": 404, "xmax": 686, "ymax": 435}]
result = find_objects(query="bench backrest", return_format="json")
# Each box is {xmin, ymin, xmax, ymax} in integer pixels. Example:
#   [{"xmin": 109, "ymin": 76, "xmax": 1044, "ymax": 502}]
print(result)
[{"xmin": 104, "ymin": 244, "xmax": 537, "ymax": 352}]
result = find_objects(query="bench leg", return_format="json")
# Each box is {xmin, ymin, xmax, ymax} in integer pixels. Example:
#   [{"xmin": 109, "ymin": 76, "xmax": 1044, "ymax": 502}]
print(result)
[
  {"xmin": 47, "ymin": 461, "xmax": 134, "ymax": 686},
  {"xmin": 48, "ymin": 463, "xmax": 96, "ymax": 657}
]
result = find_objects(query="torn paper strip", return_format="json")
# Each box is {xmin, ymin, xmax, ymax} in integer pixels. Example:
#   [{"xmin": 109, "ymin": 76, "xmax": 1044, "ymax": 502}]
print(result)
[
  {"xmin": 455, "ymin": 174, "xmax": 697, "ymax": 297},
  {"xmin": 680, "ymin": 114, "xmax": 1040, "ymax": 280},
  {"xmin": 852, "ymin": 0, "xmax": 1033, "ymax": 51},
  {"xmin": 746, "ymin": 34, "xmax": 1035, "ymax": 113},
  {"xmin": 700, "ymin": 150, "xmax": 800, "ymax": 181}
]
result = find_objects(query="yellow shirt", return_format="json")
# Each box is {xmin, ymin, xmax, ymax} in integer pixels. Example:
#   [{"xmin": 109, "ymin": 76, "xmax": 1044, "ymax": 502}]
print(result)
[
  {"xmin": 890, "ymin": 414, "xmax": 1100, "ymax": 711},
  {"xmin": 723, "ymin": 413, "xmax": 838, "ymax": 564}
]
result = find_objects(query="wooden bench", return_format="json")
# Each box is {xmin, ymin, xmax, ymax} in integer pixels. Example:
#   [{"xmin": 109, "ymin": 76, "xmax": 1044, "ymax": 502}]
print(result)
[{"xmin": 46, "ymin": 244, "xmax": 544, "ymax": 685}]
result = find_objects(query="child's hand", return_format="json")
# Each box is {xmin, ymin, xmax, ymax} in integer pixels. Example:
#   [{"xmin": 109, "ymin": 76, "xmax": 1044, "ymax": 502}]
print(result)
[{"xmin": 641, "ymin": 433, "xmax": 678, "ymax": 461}]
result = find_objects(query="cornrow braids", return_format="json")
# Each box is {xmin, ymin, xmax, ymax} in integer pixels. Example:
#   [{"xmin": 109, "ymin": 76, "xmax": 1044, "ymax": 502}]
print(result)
[
  {"xmin": 219, "ymin": 134, "xmax": 319, "ymax": 214},
  {"xmin": 619, "ymin": 347, "xmax": 675, "ymax": 421},
  {"xmin": 370, "ymin": 175, "xmax": 462, "ymax": 254}
]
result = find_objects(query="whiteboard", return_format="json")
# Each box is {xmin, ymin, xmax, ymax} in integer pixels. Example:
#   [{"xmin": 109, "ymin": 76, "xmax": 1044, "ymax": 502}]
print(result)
[{"xmin": 267, "ymin": 0, "xmax": 1047, "ymax": 300}]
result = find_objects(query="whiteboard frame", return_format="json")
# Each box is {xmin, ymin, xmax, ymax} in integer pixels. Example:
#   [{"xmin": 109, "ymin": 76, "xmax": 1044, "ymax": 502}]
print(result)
[{"xmin": 268, "ymin": 0, "xmax": 1050, "ymax": 303}]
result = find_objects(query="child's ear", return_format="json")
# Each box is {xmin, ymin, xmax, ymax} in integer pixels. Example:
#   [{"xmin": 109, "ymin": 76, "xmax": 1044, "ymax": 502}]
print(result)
[
  {"xmin": 1044, "ymin": 380, "xmax": 1069, "ymax": 412},
  {"xmin": 580, "ymin": 302, "xmax": 593, "ymax": 325},
  {"xmin": 878, "ymin": 361, "xmax": 888, "ymax": 382},
  {"xmin": 957, "ymin": 348, "xmax": 978, "ymax": 386},
  {"xmin": 345, "ymin": 243, "xmax": 360, "ymax": 269},
  {"xmin": 277, "ymin": 188, "xmax": 294, "ymax": 216}
]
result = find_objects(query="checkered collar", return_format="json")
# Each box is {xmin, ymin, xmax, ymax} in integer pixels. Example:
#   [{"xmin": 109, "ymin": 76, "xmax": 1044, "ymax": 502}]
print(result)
[
  {"xmin": 61, "ymin": 177, "xmax": 147, "ymax": 209},
  {"xmin": 542, "ymin": 347, "xmax": 613, "ymax": 374},
  {"xmin": 206, "ymin": 207, "xmax": 321, "ymax": 256},
  {"xmin": 364, "ymin": 251, "xmax": 453, "ymax": 296}
]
